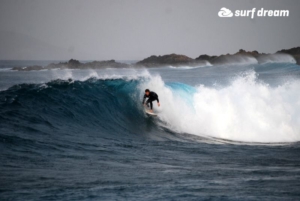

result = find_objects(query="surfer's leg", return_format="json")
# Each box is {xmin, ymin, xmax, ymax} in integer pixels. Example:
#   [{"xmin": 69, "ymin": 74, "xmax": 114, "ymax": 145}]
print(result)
[{"xmin": 146, "ymin": 99, "xmax": 153, "ymax": 110}]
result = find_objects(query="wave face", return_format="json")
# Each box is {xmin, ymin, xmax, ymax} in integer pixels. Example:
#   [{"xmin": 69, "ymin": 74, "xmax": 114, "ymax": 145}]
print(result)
[
  {"xmin": 1, "ymin": 70, "xmax": 300, "ymax": 143},
  {"xmin": 0, "ymin": 78, "xmax": 154, "ymax": 140}
]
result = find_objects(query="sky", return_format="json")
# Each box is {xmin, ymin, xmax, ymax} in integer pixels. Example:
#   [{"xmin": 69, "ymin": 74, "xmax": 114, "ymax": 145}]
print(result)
[{"xmin": 0, "ymin": 0, "xmax": 299, "ymax": 60}]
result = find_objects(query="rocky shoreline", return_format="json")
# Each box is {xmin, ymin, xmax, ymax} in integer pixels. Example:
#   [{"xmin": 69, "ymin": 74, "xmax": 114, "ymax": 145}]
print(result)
[{"xmin": 11, "ymin": 47, "xmax": 300, "ymax": 71}]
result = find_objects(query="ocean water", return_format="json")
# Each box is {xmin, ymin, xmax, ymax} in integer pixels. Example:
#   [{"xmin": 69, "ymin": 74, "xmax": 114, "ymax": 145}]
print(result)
[{"xmin": 0, "ymin": 60, "xmax": 300, "ymax": 200}]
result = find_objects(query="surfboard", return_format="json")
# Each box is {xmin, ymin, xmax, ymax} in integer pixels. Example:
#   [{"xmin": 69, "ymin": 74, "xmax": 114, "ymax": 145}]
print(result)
[{"xmin": 145, "ymin": 109, "xmax": 157, "ymax": 116}]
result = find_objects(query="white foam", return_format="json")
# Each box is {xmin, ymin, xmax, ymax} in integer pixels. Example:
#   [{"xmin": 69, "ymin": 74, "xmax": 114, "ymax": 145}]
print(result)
[
  {"xmin": 257, "ymin": 53, "xmax": 296, "ymax": 64},
  {"xmin": 49, "ymin": 68, "xmax": 151, "ymax": 81},
  {"xmin": 140, "ymin": 72, "xmax": 300, "ymax": 143},
  {"xmin": 0, "ymin": 68, "xmax": 12, "ymax": 71},
  {"xmin": 214, "ymin": 55, "xmax": 258, "ymax": 66},
  {"xmin": 168, "ymin": 61, "xmax": 212, "ymax": 69}
]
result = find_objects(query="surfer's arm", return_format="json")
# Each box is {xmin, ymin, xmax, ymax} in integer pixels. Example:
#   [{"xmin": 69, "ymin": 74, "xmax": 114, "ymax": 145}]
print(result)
[
  {"xmin": 156, "ymin": 96, "xmax": 160, "ymax": 106},
  {"xmin": 142, "ymin": 95, "xmax": 146, "ymax": 104}
]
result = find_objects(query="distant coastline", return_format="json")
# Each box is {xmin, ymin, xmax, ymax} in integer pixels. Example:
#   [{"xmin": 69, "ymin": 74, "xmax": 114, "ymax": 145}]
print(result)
[{"xmin": 11, "ymin": 46, "xmax": 300, "ymax": 71}]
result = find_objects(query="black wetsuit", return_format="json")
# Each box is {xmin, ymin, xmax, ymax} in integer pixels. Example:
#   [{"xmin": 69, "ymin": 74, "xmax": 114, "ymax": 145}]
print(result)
[{"xmin": 142, "ymin": 91, "xmax": 159, "ymax": 109}]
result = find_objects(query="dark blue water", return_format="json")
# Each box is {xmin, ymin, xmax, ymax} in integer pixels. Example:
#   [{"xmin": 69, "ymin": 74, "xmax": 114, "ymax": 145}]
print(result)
[{"xmin": 1, "ymin": 61, "xmax": 300, "ymax": 200}]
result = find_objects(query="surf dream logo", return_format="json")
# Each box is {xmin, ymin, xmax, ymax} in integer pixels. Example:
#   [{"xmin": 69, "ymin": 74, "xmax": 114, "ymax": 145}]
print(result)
[
  {"xmin": 218, "ymin": 7, "xmax": 289, "ymax": 19},
  {"xmin": 218, "ymin": 7, "xmax": 233, "ymax": 17}
]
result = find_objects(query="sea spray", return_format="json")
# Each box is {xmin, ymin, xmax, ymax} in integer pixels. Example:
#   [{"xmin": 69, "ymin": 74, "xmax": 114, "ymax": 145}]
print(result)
[{"xmin": 141, "ymin": 72, "xmax": 300, "ymax": 142}]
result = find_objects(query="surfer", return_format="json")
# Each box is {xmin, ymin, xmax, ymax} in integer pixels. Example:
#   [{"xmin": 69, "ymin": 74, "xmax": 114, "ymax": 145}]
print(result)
[{"xmin": 142, "ymin": 89, "xmax": 160, "ymax": 112}]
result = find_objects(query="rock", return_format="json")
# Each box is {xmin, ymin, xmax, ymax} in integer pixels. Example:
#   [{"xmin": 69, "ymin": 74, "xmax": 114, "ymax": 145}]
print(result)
[
  {"xmin": 137, "ymin": 54, "xmax": 194, "ymax": 67},
  {"xmin": 234, "ymin": 49, "xmax": 260, "ymax": 57},
  {"xmin": 277, "ymin": 47, "xmax": 300, "ymax": 64},
  {"xmin": 68, "ymin": 59, "xmax": 81, "ymax": 66},
  {"xmin": 277, "ymin": 47, "xmax": 300, "ymax": 55},
  {"xmin": 195, "ymin": 50, "xmax": 259, "ymax": 65},
  {"xmin": 84, "ymin": 60, "xmax": 127, "ymax": 69},
  {"xmin": 69, "ymin": 59, "xmax": 82, "ymax": 68},
  {"xmin": 195, "ymin": 54, "xmax": 217, "ymax": 61},
  {"xmin": 11, "ymin": 46, "xmax": 300, "ymax": 71},
  {"xmin": 293, "ymin": 55, "xmax": 300, "ymax": 65}
]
